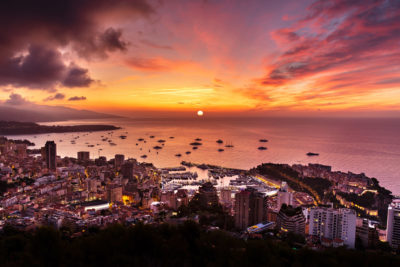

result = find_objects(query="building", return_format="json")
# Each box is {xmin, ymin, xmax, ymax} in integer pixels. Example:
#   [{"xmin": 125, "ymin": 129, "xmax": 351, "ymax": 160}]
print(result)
[
  {"xmin": 276, "ymin": 204, "xmax": 306, "ymax": 235},
  {"xmin": 309, "ymin": 207, "xmax": 356, "ymax": 248},
  {"xmin": 44, "ymin": 141, "xmax": 57, "ymax": 171},
  {"xmin": 15, "ymin": 144, "xmax": 27, "ymax": 159},
  {"xmin": 161, "ymin": 191, "xmax": 177, "ymax": 210},
  {"xmin": 277, "ymin": 181, "xmax": 293, "ymax": 210},
  {"xmin": 356, "ymin": 218, "xmax": 380, "ymax": 248},
  {"xmin": 387, "ymin": 198, "xmax": 400, "ymax": 249},
  {"xmin": 235, "ymin": 190, "xmax": 250, "ymax": 230},
  {"xmin": 220, "ymin": 188, "xmax": 232, "ymax": 206},
  {"xmin": 82, "ymin": 200, "xmax": 110, "ymax": 212},
  {"xmin": 115, "ymin": 154, "xmax": 125, "ymax": 170},
  {"xmin": 106, "ymin": 185, "xmax": 123, "ymax": 203},
  {"xmin": 247, "ymin": 221, "xmax": 275, "ymax": 234},
  {"xmin": 176, "ymin": 189, "xmax": 189, "ymax": 207},
  {"xmin": 77, "ymin": 151, "xmax": 90, "ymax": 161},
  {"xmin": 95, "ymin": 156, "xmax": 107, "ymax": 166},
  {"xmin": 198, "ymin": 182, "xmax": 219, "ymax": 207},
  {"xmin": 234, "ymin": 188, "xmax": 268, "ymax": 230},
  {"xmin": 121, "ymin": 162, "xmax": 134, "ymax": 180}
]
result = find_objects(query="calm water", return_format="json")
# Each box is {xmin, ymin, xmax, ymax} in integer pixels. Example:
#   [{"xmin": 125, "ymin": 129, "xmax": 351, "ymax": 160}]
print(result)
[{"xmin": 6, "ymin": 117, "xmax": 400, "ymax": 195}]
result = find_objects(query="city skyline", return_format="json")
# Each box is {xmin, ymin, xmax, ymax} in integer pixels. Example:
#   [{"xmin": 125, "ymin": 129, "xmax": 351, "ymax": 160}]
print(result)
[{"xmin": 1, "ymin": 0, "xmax": 400, "ymax": 117}]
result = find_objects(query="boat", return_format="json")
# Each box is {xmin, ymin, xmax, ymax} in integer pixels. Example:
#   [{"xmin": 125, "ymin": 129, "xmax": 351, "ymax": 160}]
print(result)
[
  {"xmin": 225, "ymin": 142, "xmax": 234, "ymax": 148},
  {"xmin": 158, "ymin": 139, "xmax": 166, "ymax": 143},
  {"xmin": 140, "ymin": 155, "xmax": 147, "ymax": 158},
  {"xmin": 216, "ymin": 139, "xmax": 223, "ymax": 144},
  {"xmin": 153, "ymin": 146, "xmax": 162, "ymax": 150},
  {"xmin": 258, "ymin": 146, "xmax": 267, "ymax": 150},
  {"xmin": 185, "ymin": 151, "xmax": 191, "ymax": 154},
  {"xmin": 218, "ymin": 149, "xmax": 224, "ymax": 152},
  {"xmin": 192, "ymin": 146, "xmax": 198, "ymax": 150},
  {"xmin": 150, "ymin": 135, "xmax": 155, "ymax": 138},
  {"xmin": 119, "ymin": 135, "xmax": 127, "ymax": 139},
  {"xmin": 190, "ymin": 142, "xmax": 202, "ymax": 146},
  {"xmin": 88, "ymin": 145, "xmax": 95, "ymax": 147},
  {"xmin": 259, "ymin": 139, "xmax": 268, "ymax": 142},
  {"xmin": 175, "ymin": 154, "xmax": 182, "ymax": 157},
  {"xmin": 169, "ymin": 136, "xmax": 174, "ymax": 139},
  {"xmin": 306, "ymin": 152, "xmax": 319, "ymax": 156},
  {"xmin": 138, "ymin": 138, "xmax": 144, "ymax": 141},
  {"xmin": 195, "ymin": 138, "xmax": 202, "ymax": 141},
  {"xmin": 136, "ymin": 143, "xmax": 138, "ymax": 146},
  {"xmin": 109, "ymin": 142, "xmax": 117, "ymax": 146}
]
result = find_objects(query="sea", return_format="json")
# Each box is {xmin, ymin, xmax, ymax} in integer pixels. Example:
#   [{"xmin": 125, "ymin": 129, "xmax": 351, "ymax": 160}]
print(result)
[{"xmin": 5, "ymin": 117, "xmax": 400, "ymax": 195}]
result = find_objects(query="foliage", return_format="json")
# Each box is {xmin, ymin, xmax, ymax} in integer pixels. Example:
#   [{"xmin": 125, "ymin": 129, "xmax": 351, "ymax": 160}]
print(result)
[
  {"xmin": 253, "ymin": 163, "xmax": 332, "ymax": 200},
  {"xmin": 177, "ymin": 193, "xmax": 234, "ymax": 230},
  {"xmin": 337, "ymin": 192, "xmax": 376, "ymax": 208},
  {"xmin": 0, "ymin": 223, "xmax": 399, "ymax": 266}
]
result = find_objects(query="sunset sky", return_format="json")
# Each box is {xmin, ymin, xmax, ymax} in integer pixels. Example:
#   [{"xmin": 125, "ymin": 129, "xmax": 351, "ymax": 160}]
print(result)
[{"xmin": 1, "ymin": 0, "xmax": 400, "ymax": 117}]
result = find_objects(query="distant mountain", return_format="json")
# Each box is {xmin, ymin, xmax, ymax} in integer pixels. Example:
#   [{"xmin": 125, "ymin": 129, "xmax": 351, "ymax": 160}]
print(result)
[{"xmin": 0, "ymin": 104, "xmax": 120, "ymax": 122}]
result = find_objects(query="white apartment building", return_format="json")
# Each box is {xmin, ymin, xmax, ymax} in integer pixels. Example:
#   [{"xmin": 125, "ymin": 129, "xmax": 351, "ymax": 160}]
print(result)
[
  {"xmin": 309, "ymin": 207, "xmax": 356, "ymax": 248},
  {"xmin": 387, "ymin": 199, "xmax": 400, "ymax": 248}
]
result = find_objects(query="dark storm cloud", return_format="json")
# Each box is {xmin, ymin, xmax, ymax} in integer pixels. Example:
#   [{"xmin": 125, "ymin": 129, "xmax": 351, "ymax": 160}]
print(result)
[
  {"xmin": 68, "ymin": 96, "xmax": 87, "ymax": 101},
  {"xmin": 75, "ymin": 28, "xmax": 130, "ymax": 59},
  {"xmin": 0, "ymin": 0, "xmax": 154, "ymax": 89},
  {"xmin": 0, "ymin": 45, "xmax": 93, "ymax": 89},
  {"xmin": 63, "ymin": 65, "xmax": 94, "ymax": 88},
  {"xmin": 4, "ymin": 93, "xmax": 32, "ymax": 105}
]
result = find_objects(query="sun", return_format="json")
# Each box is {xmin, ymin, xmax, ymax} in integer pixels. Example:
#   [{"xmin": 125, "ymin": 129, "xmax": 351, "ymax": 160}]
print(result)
[{"xmin": 197, "ymin": 110, "xmax": 204, "ymax": 116}]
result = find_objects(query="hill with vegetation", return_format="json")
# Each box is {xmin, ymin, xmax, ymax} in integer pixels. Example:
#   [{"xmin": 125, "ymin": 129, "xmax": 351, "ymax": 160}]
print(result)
[
  {"xmin": 0, "ymin": 121, "xmax": 120, "ymax": 135},
  {"xmin": 0, "ymin": 223, "xmax": 399, "ymax": 266}
]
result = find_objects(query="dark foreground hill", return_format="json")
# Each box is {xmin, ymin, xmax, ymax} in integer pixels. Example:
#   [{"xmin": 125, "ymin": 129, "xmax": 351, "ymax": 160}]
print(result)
[
  {"xmin": 0, "ymin": 121, "xmax": 120, "ymax": 135},
  {"xmin": 0, "ymin": 223, "xmax": 398, "ymax": 267}
]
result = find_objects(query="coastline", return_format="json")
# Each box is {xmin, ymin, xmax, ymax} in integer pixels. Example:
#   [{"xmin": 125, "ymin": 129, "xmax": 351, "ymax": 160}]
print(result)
[{"xmin": 0, "ymin": 121, "xmax": 120, "ymax": 135}]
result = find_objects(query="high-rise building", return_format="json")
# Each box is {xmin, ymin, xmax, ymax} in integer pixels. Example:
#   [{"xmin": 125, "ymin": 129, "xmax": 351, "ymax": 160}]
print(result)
[
  {"xmin": 309, "ymin": 207, "xmax": 356, "ymax": 248},
  {"xmin": 219, "ymin": 188, "xmax": 232, "ymax": 206},
  {"xmin": 198, "ymin": 182, "xmax": 219, "ymax": 207},
  {"xmin": 235, "ymin": 190, "xmax": 250, "ymax": 230},
  {"xmin": 77, "ymin": 151, "xmax": 90, "ymax": 161},
  {"xmin": 115, "ymin": 154, "xmax": 125, "ymax": 170},
  {"xmin": 121, "ymin": 162, "xmax": 134, "ymax": 180},
  {"xmin": 276, "ymin": 204, "xmax": 306, "ymax": 236},
  {"xmin": 356, "ymin": 218, "xmax": 380, "ymax": 248},
  {"xmin": 95, "ymin": 156, "xmax": 107, "ymax": 166},
  {"xmin": 44, "ymin": 141, "xmax": 57, "ymax": 171},
  {"xmin": 387, "ymin": 198, "xmax": 400, "ymax": 249},
  {"xmin": 277, "ymin": 181, "xmax": 293, "ymax": 210},
  {"xmin": 106, "ymin": 185, "xmax": 123, "ymax": 203},
  {"xmin": 234, "ymin": 188, "xmax": 268, "ymax": 230}
]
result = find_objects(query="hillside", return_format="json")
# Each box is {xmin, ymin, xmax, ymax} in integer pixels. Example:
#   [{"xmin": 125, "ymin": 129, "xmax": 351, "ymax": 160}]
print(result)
[
  {"xmin": 0, "ymin": 104, "xmax": 120, "ymax": 122},
  {"xmin": 0, "ymin": 121, "xmax": 120, "ymax": 135}
]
